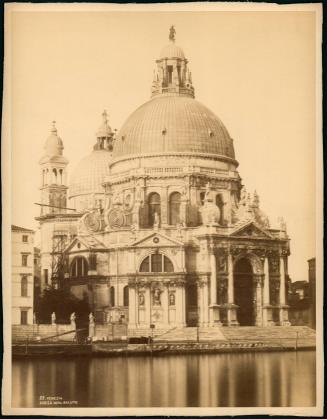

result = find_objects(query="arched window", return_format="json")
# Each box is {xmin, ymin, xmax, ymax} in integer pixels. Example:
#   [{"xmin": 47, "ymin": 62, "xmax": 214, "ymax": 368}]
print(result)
[
  {"xmin": 216, "ymin": 194, "xmax": 224, "ymax": 225},
  {"xmin": 70, "ymin": 257, "xmax": 88, "ymax": 278},
  {"xmin": 169, "ymin": 192, "xmax": 181, "ymax": 225},
  {"xmin": 139, "ymin": 254, "xmax": 174, "ymax": 273},
  {"xmin": 21, "ymin": 276, "xmax": 28, "ymax": 297},
  {"xmin": 148, "ymin": 193, "xmax": 161, "ymax": 227},
  {"xmin": 59, "ymin": 169, "xmax": 63, "ymax": 184},
  {"xmin": 53, "ymin": 168, "xmax": 57, "ymax": 184},
  {"xmin": 110, "ymin": 286, "xmax": 115, "ymax": 307},
  {"xmin": 123, "ymin": 286, "xmax": 129, "ymax": 306}
]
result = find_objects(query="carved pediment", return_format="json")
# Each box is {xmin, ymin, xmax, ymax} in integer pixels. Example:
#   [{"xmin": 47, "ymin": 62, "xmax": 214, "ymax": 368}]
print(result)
[
  {"xmin": 131, "ymin": 232, "xmax": 183, "ymax": 248},
  {"xmin": 64, "ymin": 235, "xmax": 106, "ymax": 253},
  {"xmin": 230, "ymin": 222, "xmax": 273, "ymax": 239}
]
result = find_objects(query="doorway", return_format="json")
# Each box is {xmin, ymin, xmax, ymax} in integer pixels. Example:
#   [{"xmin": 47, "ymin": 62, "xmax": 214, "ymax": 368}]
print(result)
[{"xmin": 234, "ymin": 258, "xmax": 255, "ymax": 326}]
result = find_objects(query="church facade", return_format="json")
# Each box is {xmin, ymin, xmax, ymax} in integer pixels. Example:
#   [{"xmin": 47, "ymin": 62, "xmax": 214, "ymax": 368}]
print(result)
[{"xmin": 36, "ymin": 28, "xmax": 290, "ymax": 329}]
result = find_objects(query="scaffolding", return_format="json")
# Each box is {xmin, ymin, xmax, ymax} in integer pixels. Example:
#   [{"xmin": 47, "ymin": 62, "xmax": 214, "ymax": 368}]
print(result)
[{"xmin": 50, "ymin": 227, "xmax": 70, "ymax": 289}]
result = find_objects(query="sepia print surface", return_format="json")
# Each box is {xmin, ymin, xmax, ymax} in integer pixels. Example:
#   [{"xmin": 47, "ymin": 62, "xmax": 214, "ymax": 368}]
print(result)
[{"xmin": 2, "ymin": 2, "xmax": 323, "ymax": 416}]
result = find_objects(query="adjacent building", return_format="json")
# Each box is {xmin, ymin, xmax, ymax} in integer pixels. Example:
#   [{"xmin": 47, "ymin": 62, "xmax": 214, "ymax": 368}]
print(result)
[
  {"xmin": 288, "ymin": 280, "xmax": 310, "ymax": 326},
  {"xmin": 308, "ymin": 257, "xmax": 316, "ymax": 329},
  {"xmin": 11, "ymin": 225, "xmax": 35, "ymax": 324},
  {"xmin": 36, "ymin": 28, "xmax": 291, "ymax": 331}
]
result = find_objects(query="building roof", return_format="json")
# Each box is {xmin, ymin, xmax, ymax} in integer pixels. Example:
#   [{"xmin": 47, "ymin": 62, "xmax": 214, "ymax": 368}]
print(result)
[
  {"xmin": 11, "ymin": 225, "xmax": 34, "ymax": 233},
  {"xmin": 112, "ymin": 95, "xmax": 235, "ymax": 161}
]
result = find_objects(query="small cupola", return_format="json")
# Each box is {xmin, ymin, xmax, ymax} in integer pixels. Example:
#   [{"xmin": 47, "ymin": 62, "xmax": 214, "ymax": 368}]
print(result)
[{"xmin": 151, "ymin": 26, "xmax": 195, "ymax": 98}]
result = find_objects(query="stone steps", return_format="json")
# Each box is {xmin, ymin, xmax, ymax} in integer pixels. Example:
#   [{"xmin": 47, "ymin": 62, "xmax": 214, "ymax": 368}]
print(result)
[
  {"xmin": 220, "ymin": 326, "xmax": 316, "ymax": 341},
  {"xmin": 158, "ymin": 327, "xmax": 197, "ymax": 342},
  {"xmin": 153, "ymin": 326, "xmax": 316, "ymax": 346},
  {"xmin": 127, "ymin": 328, "xmax": 170, "ymax": 338}
]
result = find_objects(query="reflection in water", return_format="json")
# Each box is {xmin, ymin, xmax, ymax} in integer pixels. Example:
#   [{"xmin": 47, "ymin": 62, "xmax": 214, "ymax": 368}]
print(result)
[{"xmin": 12, "ymin": 351, "xmax": 316, "ymax": 407}]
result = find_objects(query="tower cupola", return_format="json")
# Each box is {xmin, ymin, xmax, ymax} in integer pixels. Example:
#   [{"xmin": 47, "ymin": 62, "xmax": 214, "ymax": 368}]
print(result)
[
  {"xmin": 94, "ymin": 110, "xmax": 114, "ymax": 151},
  {"xmin": 151, "ymin": 26, "xmax": 195, "ymax": 98},
  {"xmin": 44, "ymin": 121, "xmax": 64, "ymax": 157}
]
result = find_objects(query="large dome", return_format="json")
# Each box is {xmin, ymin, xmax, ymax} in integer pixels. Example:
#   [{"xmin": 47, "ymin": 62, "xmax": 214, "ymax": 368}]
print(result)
[
  {"xmin": 69, "ymin": 150, "xmax": 111, "ymax": 198},
  {"xmin": 112, "ymin": 95, "xmax": 235, "ymax": 160}
]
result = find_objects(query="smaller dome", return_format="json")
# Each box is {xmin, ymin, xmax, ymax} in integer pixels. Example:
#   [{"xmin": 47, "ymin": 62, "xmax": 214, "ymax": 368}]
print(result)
[
  {"xmin": 44, "ymin": 122, "xmax": 63, "ymax": 157},
  {"xmin": 69, "ymin": 150, "xmax": 111, "ymax": 198},
  {"xmin": 160, "ymin": 42, "xmax": 185, "ymax": 60}
]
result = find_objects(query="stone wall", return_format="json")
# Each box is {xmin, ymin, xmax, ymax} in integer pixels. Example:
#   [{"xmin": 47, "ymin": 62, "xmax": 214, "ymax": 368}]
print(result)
[
  {"xmin": 91, "ymin": 323, "xmax": 128, "ymax": 340},
  {"xmin": 12, "ymin": 324, "xmax": 75, "ymax": 343}
]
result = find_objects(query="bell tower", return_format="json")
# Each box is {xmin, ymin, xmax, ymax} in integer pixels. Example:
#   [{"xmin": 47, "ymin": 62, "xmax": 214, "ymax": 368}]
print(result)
[
  {"xmin": 151, "ymin": 26, "xmax": 195, "ymax": 98},
  {"xmin": 39, "ymin": 121, "xmax": 69, "ymax": 216}
]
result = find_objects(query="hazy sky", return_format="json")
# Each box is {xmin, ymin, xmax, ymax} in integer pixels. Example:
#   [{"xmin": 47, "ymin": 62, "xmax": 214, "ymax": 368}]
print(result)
[{"xmin": 8, "ymin": 7, "xmax": 318, "ymax": 281}]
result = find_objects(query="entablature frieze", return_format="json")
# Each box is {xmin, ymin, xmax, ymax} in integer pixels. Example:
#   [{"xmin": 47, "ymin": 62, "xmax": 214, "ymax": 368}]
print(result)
[
  {"xmin": 107, "ymin": 174, "xmax": 239, "ymax": 188},
  {"xmin": 128, "ymin": 276, "xmax": 186, "ymax": 289}
]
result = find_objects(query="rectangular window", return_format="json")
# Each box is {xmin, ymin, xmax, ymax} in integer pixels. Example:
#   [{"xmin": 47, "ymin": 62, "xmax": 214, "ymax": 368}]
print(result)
[
  {"xmin": 22, "ymin": 254, "xmax": 28, "ymax": 267},
  {"xmin": 21, "ymin": 277, "xmax": 28, "ymax": 297},
  {"xmin": 44, "ymin": 269, "xmax": 49, "ymax": 285},
  {"xmin": 21, "ymin": 310, "xmax": 28, "ymax": 325},
  {"xmin": 22, "ymin": 235, "xmax": 28, "ymax": 242}
]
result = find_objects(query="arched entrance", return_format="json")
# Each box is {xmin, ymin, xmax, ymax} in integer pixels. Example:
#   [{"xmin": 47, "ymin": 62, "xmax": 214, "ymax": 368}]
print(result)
[{"xmin": 234, "ymin": 258, "xmax": 255, "ymax": 326}]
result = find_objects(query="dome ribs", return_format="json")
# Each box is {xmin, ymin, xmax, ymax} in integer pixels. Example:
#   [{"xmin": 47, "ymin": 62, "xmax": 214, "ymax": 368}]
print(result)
[{"xmin": 112, "ymin": 96, "xmax": 235, "ymax": 162}]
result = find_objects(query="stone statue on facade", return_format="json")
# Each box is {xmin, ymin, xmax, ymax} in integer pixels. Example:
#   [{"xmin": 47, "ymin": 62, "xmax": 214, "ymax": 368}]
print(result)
[
  {"xmin": 204, "ymin": 182, "xmax": 212, "ymax": 201},
  {"xmin": 139, "ymin": 292, "xmax": 145, "ymax": 306},
  {"xmin": 233, "ymin": 187, "xmax": 271, "ymax": 229},
  {"xmin": 51, "ymin": 312, "xmax": 56, "ymax": 325},
  {"xmin": 240, "ymin": 186, "xmax": 247, "ymax": 206},
  {"xmin": 89, "ymin": 312, "xmax": 95, "ymax": 325},
  {"xmin": 153, "ymin": 288, "xmax": 162, "ymax": 305},
  {"xmin": 200, "ymin": 197, "xmax": 220, "ymax": 227},
  {"xmin": 169, "ymin": 292, "xmax": 175, "ymax": 306},
  {"xmin": 130, "ymin": 222, "xmax": 137, "ymax": 240},
  {"xmin": 113, "ymin": 191, "xmax": 123, "ymax": 206},
  {"xmin": 153, "ymin": 211, "xmax": 160, "ymax": 229},
  {"xmin": 88, "ymin": 312, "xmax": 95, "ymax": 340},
  {"xmin": 169, "ymin": 25, "xmax": 176, "ymax": 42},
  {"xmin": 278, "ymin": 216, "xmax": 287, "ymax": 232},
  {"xmin": 217, "ymin": 255, "xmax": 227, "ymax": 273},
  {"xmin": 70, "ymin": 312, "xmax": 76, "ymax": 329}
]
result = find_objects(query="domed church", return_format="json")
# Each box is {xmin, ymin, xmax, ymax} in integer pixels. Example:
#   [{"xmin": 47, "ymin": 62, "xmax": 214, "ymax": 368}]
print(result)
[{"xmin": 37, "ymin": 27, "xmax": 290, "ymax": 330}]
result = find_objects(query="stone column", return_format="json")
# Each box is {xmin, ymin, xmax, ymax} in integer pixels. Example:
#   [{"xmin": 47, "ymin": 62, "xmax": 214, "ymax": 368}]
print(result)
[
  {"xmin": 145, "ymin": 285, "xmax": 151, "ymax": 327},
  {"xmin": 162, "ymin": 284, "xmax": 169, "ymax": 326},
  {"xmin": 226, "ymin": 253, "xmax": 239, "ymax": 326},
  {"xmin": 279, "ymin": 256, "xmax": 290, "ymax": 325},
  {"xmin": 254, "ymin": 275, "xmax": 263, "ymax": 326},
  {"xmin": 222, "ymin": 190, "xmax": 232, "ymax": 226},
  {"xmin": 202, "ymin": 279, "xmax": 210, "ymax": 326},
  {"xmin": 262, "ymin": 258, "xmax": 274, "ymax": 326},
  {"xmin": 128, "ymin": 284, "xmax": 137, "ymax": 329},
  {"xmin": 176, "ymin": 284, "xmax": 186, "ymax": 327},
  {"xmin": 209, "ymin": 252, "xmax": 221, "ymax": 326},
  {"xmin": 197, "ymin": 283, "xmax": 204, "ymax": 326},
  {"xmin": 161, "ymin": 186, "xmax": 169, "ymax": 226}
]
